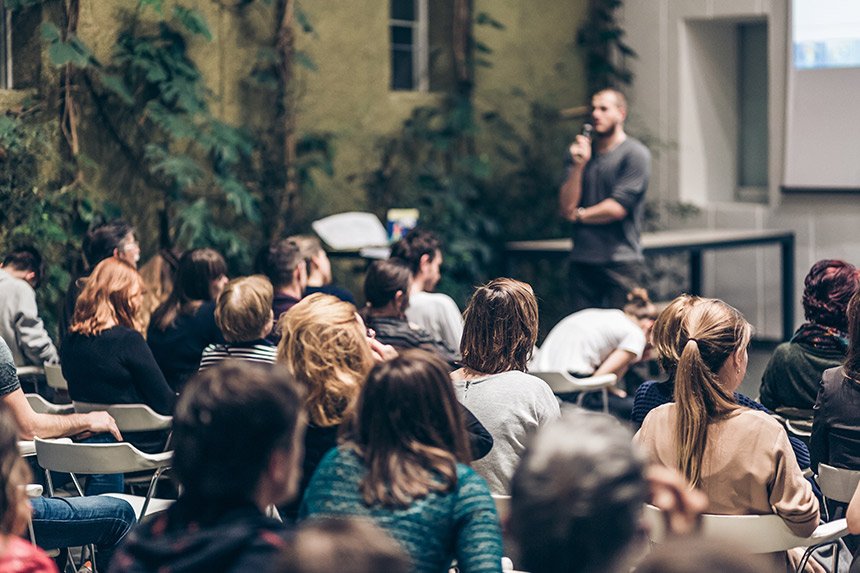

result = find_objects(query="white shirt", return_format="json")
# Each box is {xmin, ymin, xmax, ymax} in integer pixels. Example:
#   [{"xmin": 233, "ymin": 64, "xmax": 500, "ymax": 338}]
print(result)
[
  {"xmin": 405, "ymin": 291, "xmax": 463, "ymax": 354},
  {"xmin": 532, "ymin": 308, "xmax": 645, "ymax": 374}
]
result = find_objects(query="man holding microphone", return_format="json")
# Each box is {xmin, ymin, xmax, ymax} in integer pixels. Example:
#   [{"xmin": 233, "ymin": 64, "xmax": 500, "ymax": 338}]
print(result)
[{"xmin": 559, "ymin": 88, "xmax": 651, "ymax": 312}]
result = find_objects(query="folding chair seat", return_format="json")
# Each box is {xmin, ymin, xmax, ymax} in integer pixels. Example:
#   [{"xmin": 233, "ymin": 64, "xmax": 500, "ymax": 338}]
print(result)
[
  {"xmin": 43, "ymin": 364, "xmax": 69, "ymax": 392},
  {"xmin": 530, "ymin": 372, "xmax": 617, "ymax": 413},
  {"xmin": 643, "ymin": 504, "xmax": 849, "ymax": 572}
]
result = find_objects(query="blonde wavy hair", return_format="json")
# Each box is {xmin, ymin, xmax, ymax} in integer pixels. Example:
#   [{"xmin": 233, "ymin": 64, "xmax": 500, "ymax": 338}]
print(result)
[
  {"xmin": 70, "ymin": 257, "xmax": 145, "ymax": 336},
  {"xmin": 277, "ymin": 293, "xmax": 373, "ymax": 427}
]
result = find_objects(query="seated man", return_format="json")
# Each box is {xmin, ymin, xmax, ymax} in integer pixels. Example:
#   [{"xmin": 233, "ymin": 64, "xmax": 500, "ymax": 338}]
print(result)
[
  {"xmin": 390, "ymin": 228, "xmax": 463, "ymax": 354},
  {"xmin": 110, "ymin": 360, "xmax": 306, "ymax": 572},
  {"xmin": 0, "ymin": 336, "xmax": 135, "ymax": 566},
  {"xmin": 0, "ymin": 247, "xmax": 59, "ymax": 370},
  {"xmin": 290, "ymin": 235, "xmax": 356, "ymax": 304},
  {"xmin": 259, "ymin": 239, "xmax": 307, "ymax": 344}
]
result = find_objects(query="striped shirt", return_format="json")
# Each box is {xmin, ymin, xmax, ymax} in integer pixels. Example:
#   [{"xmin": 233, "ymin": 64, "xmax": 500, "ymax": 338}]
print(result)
[{"xmin": 198, "ymin": 340, "xmax": 278, "ymax": 371}]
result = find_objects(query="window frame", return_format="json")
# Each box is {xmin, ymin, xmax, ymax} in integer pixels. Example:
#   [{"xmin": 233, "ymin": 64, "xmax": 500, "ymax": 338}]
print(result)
[
  {"xmin": 390, "ymin": 0, "xmax": 429, "ymax": 92},
  {"xmin": 1, "ymin": 0, "xmax": 12, "ymax": 89}
]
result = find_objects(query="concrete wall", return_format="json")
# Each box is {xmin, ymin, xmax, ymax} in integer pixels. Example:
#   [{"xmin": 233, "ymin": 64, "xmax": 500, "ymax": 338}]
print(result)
[{"xmin": 623, "ymin": 0, "xmax": 860, "ymax": 339}]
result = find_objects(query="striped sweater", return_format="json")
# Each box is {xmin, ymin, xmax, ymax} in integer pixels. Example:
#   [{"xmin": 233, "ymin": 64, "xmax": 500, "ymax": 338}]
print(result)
[
  {"xmin": 198, "ymin": 339, "xmax": 277, "ymax": 371},
  {"xmin": 301, "ymin": 446, "xmax": 503, "ymax": 573}
]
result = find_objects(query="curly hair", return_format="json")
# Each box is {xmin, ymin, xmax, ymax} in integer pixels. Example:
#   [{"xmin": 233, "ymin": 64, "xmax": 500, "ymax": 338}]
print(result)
[
  {"xmin": 277, "ymin": 293, "xmax": 374, "ymax": 427},
  {"xmin": 802, "ymin": 259, "xmax": 860, "ymax": 331},
  {"xmin": 70, "ymin": 257, "xmax": 145, "ymax": 336}
]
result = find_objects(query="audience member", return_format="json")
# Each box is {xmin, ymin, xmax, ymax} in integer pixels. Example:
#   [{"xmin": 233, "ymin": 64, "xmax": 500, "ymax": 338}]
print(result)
[
  {"xmin": 362, "ymin": 259, "xmax": 458, "ymax": 367},
  {"xmin": 290, "ymin": 235, "xmax": 355, "ymax": 304},
  {"xmin": 636, "ymin": 539, "xmax": 771, "ymax": 573},
  {"xmin": 0, "ymin": 337, "xmax": 135, "ymax": 568},
  {"xmin": 301, "ymin": 350, "xmax": 504, "ymax": 573},
  {"xmin": 61, "ymin": 219, "xmax": 139, "ymax": 346},
  {"xmin": 260, "ymin": 239, "xmax": 307, "ymax": 344},
  {"xmin": 761, "ymin": 259, "xmax": 859, "ymax": 413},
  {"xmin": 275, "ymin": 517, "xmax": 410, "ymax": 573},
  {"xmin": 390, "ymin": 228, "xmax": 463, "ymax": 353},
  {"xmin": 533, "ymin": 287, "xmax": 656, "ymax": 417},
  {"xmin": 451, "ymin": 278, "xmax": 561, "ymax": 494},
  {"xmin": 631, "ymin": 294, "xmax": 812, "ymax": 470},
  {"xmin": 147, "ymin": 248, "xmax": 228, "ymax": 391},
  {"xmin": 110, "ymin": 361, "xmax": 305, "ymax": 573},
  {"xmin": 199, "ymin": 275, "xmax": 277, "ymax": 370},
  {"xmin": 137, "ymin": 248, "xmax": 180, "ymax": 332},
  {"xmin": 0, "ymin": 401, "xmax": 59, "ymax": 572},
  {"xmin": 0, "ymin": 246, "xmax": 59, "ymax": 370},
  {"xmin": 634, "ymin": 297, "xmax": 819, "ymax": 566},
  {"xmin": 510, "ymin": 410, "xmax": 647, "ymax": 573}
]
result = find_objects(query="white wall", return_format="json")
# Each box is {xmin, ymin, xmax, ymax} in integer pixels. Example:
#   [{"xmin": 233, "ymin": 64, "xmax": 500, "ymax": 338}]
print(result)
[{"xmin": 623, "ymin": 0, "xmax": 860, "ymax": 339}]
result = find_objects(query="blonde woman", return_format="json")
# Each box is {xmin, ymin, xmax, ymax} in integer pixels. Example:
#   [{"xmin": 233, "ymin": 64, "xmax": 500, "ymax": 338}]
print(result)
[{"xmin": 635, "ymin": 297, "xmax": 819, "ymax": 568}]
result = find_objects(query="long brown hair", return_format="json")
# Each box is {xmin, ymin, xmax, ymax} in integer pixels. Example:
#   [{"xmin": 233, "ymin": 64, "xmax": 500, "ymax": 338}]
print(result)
[
  {"xmin": 70, "ymin": 257, "xmax": 145, "ymax": 336},
  {"xmin": 844, "ymin": 289, "xmax": 860, "ymax": 380},
  {"xmin": 0, "ymin": 402, "xmax": 32, "ymax": 536},
  {"xmin": 277, "ymin": 293, "xmax": 374, "ymax": 427},
  {"xmin": 151, "ymin": 248, "xmax": 226, "ymax": 331},
  {"xmin": 345, "ymin": 349, "xmax": 471, "ymax": 507},
  {"xmin": 460, "ymin": 278, "xmax": 538, "ymax": 374},
  {"xmin": 670, "ymin": 297, "xmax": 749, "ymax": 487},
  {"xmin": 651, "ymin": 294, "xmax": 700, "ymax": 377}
]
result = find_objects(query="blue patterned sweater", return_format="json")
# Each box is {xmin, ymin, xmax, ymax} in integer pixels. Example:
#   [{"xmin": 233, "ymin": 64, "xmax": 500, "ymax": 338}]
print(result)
[{"xmin": 300, "ymin": 446, "xmax": 503, "ymax": 573}]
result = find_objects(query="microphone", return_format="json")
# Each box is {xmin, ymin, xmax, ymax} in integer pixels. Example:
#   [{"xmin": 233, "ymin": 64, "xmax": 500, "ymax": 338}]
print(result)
[{"xmin": 581, "ymin": 123, "xmax": 594, "ymax": 139}]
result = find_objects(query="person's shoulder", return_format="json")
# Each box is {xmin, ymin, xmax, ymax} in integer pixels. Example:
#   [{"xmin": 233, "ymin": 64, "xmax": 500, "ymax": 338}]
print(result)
[
  {"xmin": 624, "ymin": 136, "xmax": 651, "ymax": 156},
  {"xmin": 643, "ymin": 402, "xmax": 676, "ymax": 424},
  {"xmin": 733, "ymin": 407, "xmax": 783, "ymax": 432},
  {"xmin": 0, "ymin": 271, "xmax": 33, "ymax": 296}
]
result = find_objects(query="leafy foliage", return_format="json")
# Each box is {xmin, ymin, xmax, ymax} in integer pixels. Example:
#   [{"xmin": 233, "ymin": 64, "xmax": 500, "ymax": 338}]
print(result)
[{"xmin": 576, "ymin": 0, "xmax": 637, "ymax": 92}]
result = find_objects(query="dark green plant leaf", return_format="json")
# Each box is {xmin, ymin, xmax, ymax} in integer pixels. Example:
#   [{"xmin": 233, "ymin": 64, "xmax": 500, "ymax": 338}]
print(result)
[{"xmin": 173, "ymin": 6, "xmax": 213, "ymax": 41}]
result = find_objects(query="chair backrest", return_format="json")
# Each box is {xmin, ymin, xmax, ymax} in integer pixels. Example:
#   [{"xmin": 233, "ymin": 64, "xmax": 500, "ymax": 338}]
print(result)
[
  {"xmin": 492, "ymin": 494, "xmax": 511, "ymax": 524},
  {"xmin": 43, "ymin": 364, "xmax": 68, "ymax": 391},
  {"xmin": 530, "ymin": 371, "xmax": 616, "ymax": 395},
  {"xmin": 644, "ymin": 504, "xmax": 814, "ymax": 554},
  {"xmin": 818, "ymin": 463, "xmax": 860, "ymax": 504},
  {"xmin": 34, "ymin": 437, "xmax": 172, "ymax": 475},
  {"xmin": 26, "ymin": 394, "xmax": 73, "ymax": 415},
  {"xmin": 73, "ymin": 402, "xmax": 172, "ymax": 432},
  {"xmin": 16, "ymin": 366, "xmax": 44, "ymax": 378}
]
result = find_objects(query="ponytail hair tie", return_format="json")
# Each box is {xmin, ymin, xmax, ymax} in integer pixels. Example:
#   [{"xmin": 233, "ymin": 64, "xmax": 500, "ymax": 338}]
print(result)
[{"xmin": 688, "ymin": 338, "xmax": 699, "ymax": 344}]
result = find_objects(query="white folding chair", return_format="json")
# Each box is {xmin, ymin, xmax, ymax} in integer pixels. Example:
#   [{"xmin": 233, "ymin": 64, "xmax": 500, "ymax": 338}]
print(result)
[
  {"xmin": 16, "ymin": 365, "xmax": 45, "ymax": 378},
  {"xmin": 34, "ymin": 437, "xmax": 174, "ymax": 519},
  {"xmin": 816, "ymin": 462, "xmax": 860, "ymax": 569},
  {"xmin": 72, "ymin": 402, "xmax": 172, "ymax": 434},
  {"xmin": 530, "ymin": 372, "xmax": 617, "ymax": 413},
  {"xmin": 643, "ymin": 504, "xmax": 848, "ymax": 572},
  {"xmin": 44, "ymin": 363, "xmax": 69, "ymax": 392},
  {"xmin": 26, "ymin": 393, "xmax": 74, "ymax": 415}
]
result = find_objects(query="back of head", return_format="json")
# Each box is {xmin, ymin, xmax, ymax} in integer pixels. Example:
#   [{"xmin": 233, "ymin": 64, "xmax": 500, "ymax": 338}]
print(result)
[
  {"xmin": 262, "ymin": 239, "xmax": 303, "ymax": 289},
  {"xmin": 623, "ymin": 287, "xmax": 657, "ymax": 320},
  {"xmin": 2, "ymin": 246, "xmax": 44, "ymax": 288},
  {"xmin": 289, "ymin": 235, "xmax": 323, "ymax": 260},
  {"xmin": 844, "ymin": 289, "xmax": 860, "ymax": 380},
  {"xmin": 673, "ymin": 298, "xmax": 749, "ymax": 487},
  {"xmin": 173, "ymin": 361, "xmax": 304, "ymax": 505},
  {"xmin": 152, "ymin": 248, "xmax": 227, "ymax": 331},
  {"xmin": 348, "ymin": 349, "xmax": 470, "ymax": 507},
  {"xmin": 83, "ymin": 219, "xmax": 134, "ymax": 270},
  {"xmin": 461, "ymin": 278, "xmax": 538, "ymax": 374},
  {"xmin": 651, "ymin": 294, "xmax": 701, "ymax": 376},
  {"xmin": 277, "ymin": 293, "xmax": 374, "ymax": 427},
  {"xmin": 216, "ymin": 275, "xmax": 274, "ymax": 343},
  {"xmin": 70, "ymin": 257, "xmax": 144, "ymax": 336},
  {"xmin": 364, "ymin": 259, "xmax": 412, "ymax": 309},
  {"xmin": 636, "ymin": 539, "xmax": 770, "ymax": 573},
  {"xmin": 0, "ymin": 401, "xmax": 32, "ymax": 537},
  {"xmin": 510, "ymin": 409, "xmax": 646, "ymax": 573},
  {"xmin": 389, "ymin": 228, "xmax": 441, "ymax": 274},
  {"xmin": 275, "ymin": 517, "xmax": 410, "ymax": 573},
  {"xmin": 802, "ymin": 259, "xmax": 859, "ymax": 331}
]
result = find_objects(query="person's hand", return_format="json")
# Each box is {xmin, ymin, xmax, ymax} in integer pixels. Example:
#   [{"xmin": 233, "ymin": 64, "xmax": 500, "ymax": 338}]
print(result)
[
  {"xmin": 787, "ymin": 547, "xmax": 826, "ymax": 573},
  {"xmin": 609, "ymin": 386, "xmax": 628, "ymax": 398},
  {"xmin": 646, "ymin": 464, "xmax": 708, "ymax": 536},
  {"xmin": 83, "ymin": 411, "xmax": 123, "ymax": 441},
  {"xmin": 368, "ymin": 338, "xmax": 398, "ymax": 362},
  {"xmin": 569, "ymin": 135, "xmax": 592, "ymax": 166}
]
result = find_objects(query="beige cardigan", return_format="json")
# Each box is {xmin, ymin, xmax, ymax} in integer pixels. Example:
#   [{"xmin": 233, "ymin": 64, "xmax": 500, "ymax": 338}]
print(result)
[{"xmin": 635, "ymin": 404, "xmax": 819, "ymax": 537}]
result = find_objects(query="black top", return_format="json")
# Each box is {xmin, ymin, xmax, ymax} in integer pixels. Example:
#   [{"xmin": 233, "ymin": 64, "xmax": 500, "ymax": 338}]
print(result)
[
  {"xmin": 811, "ymin": 366, "xmax": 860, "ymax": 471},
  {"xmin": 147, "ymin": 301, "xmax": 224, "ymax": 392},
  {"xmin": 305, "ymin": 284, "xmax": 356, "ymax": 305},
  {"xmin": 61, "ymin": 326, "xmax": 176, "ymax": 415},
  {"xmin": 365, "ymin": 315, "xmax": 459, "ymax": 369},
  {"xmin": 267, "ymin": 293, "xmax": 302, "ymax": 345}
]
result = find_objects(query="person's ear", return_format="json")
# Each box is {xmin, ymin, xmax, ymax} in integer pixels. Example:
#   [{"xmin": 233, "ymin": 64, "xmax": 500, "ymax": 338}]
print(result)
[
  {"xmin": 23, "ymin": 271, "xmax": 36, "ymax": 285},
  {"xmin": 418, "ymin": 253, "xmax": 431, "ymax": 272}
]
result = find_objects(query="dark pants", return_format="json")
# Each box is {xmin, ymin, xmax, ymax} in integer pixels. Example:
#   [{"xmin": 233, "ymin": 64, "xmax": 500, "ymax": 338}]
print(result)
[{"xmin": 568, "ymin": 260, "xmax": 646, "ymax": 313}]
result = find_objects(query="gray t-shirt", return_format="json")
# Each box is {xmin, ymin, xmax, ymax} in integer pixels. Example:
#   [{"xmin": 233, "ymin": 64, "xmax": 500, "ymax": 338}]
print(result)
[
  {"xmin": 453, "ymin": 370, "xmax": 561, "ymax": 494},
  {"xmin": 566, "ymin": 137, "xmax": 651, "ymax": 263},
  {"xmin": 0, "ymin": 337, "xmax": 22, "ymax": 398}
]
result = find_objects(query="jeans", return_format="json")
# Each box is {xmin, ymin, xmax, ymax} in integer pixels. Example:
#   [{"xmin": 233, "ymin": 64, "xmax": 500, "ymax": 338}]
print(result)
[
  {"xmin": 568, "ymin": 260, "xmax": 646, "ymax": 313},
  {"xmin": 30, "ymin": 495, "xmax": 136, "ymax": 565},
  {"xmin": 80, "ymin": 434, "xmax": 125, "ymax": 495}
]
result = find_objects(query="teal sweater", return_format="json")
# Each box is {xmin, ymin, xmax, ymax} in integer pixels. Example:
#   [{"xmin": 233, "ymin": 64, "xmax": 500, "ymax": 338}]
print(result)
[{"xmin": 300, "ymin": 446, "xmax": 503, "ymax": 573}]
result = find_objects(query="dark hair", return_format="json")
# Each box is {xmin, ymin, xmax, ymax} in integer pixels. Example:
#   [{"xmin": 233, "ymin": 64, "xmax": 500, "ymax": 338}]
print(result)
[
  {"xmin": 636, "ymin": 539, "xmax": 770, "ymax": 573},
  {"xmin": 151, "ymin": 248, "xmax": 227, "ymax": 331},
  {"xmin": 592, "ymin": 87, "xmax": 628, "ymax": 110},
  {"xmin": 2, "ymin": 246, "xmax": 44, "ymax": 288},
  {"xmin": 510, "ymin": 410, "xmax": 646, "ymax": 573},
  {"xmin": 364, "ymin": 259, "xmax": 412, "ymax": 309},
  {"xmin": 0, "ymin": 401, "xmax": 32, "ymax": 536},
  {"xmin": 173, "ymin": 361, "xmax": 304, "ymax": 506},
  {"xmin": 275, "ymin": 517, "xmax": 410, "ymax": 573},
  {"xmin": 83, "ymin": 219, "xmax": 134, "ymax": 269},
  {"xmin": 844, "ymin": 289, "xmax": 860, "ymax": 381},
  {"xmin": 389, "ymin": 228, "xmax": 441, "ymax": 274},
  {"xmin": 345, "ymin": 349, "xmax": 471, "ymax": 507},
  {"xmin": 802, "ymin": 259, "xmax": 859, "ymax": 331},
  {"xmin": 261, "ymin": 239, "xmax": 303, "ymax": 288},
  {"xmin": 623, "ymin": 287, "xmax": 657, "ymax": 320},
  {"xmin": 461, "ymin": 278, "xmax": 538, "ymax": 374}
]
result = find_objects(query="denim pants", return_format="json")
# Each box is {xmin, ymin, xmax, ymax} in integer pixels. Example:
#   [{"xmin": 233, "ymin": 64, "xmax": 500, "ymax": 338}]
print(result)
[{"xmin": 30, "ymin": 495, "xmax": 136, "ymax": 562}]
